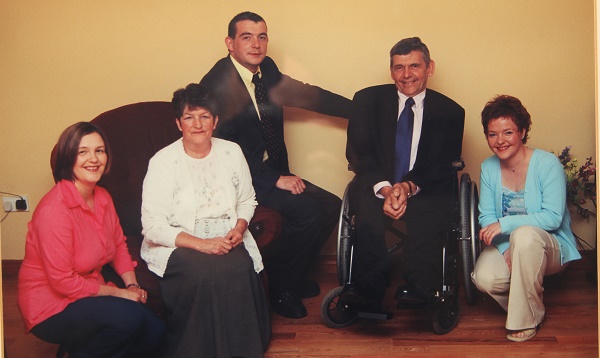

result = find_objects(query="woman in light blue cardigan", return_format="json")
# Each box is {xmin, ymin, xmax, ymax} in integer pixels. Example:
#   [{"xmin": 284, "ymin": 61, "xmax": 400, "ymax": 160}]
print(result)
[{"xmin": 472, "ymin": 95, "xmax": 580, "ymax": 342}]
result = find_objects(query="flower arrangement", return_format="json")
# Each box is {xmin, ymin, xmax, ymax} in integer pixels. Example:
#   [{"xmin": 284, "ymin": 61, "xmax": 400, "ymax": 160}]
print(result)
[{"xmin": 555, "ymin": 146, "xmax": 596, "ymax": 205}]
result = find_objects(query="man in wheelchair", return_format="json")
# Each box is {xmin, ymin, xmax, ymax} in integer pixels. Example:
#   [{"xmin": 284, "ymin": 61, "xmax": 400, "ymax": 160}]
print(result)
[{"xmin": 343, "ymin": 37, "xmax": 465, "ymax": 313}]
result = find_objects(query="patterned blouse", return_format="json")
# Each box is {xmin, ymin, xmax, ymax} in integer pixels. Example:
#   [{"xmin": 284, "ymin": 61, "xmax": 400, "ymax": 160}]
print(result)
[{"xmin": 502, "ymin": 186, "xmax": 527, "ymax": 217}]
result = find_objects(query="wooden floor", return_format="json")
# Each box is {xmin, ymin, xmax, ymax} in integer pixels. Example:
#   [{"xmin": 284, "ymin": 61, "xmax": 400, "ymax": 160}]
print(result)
[{"xmin": 3, "ymin": 252, "xmax": 598, "ymax": 357}]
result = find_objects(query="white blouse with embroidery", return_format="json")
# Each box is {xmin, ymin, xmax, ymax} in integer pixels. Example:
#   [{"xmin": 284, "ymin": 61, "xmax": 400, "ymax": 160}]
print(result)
[{"xmin": 140, "ymin": 138, "xmax": 263, "ymax": 277}]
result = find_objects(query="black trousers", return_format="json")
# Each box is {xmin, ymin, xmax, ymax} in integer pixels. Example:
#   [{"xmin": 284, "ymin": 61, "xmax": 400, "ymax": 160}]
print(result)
[
  {"xmin": 258, "ymin": 179, "xmax": 340, "ymax": 291},
  {"xmin": 31, "ymin": 296, "xmax": 165, "ymax": 358},
  {"xmin": 349, "ymin": 177, "xmax": 452, "ymax": 302}
]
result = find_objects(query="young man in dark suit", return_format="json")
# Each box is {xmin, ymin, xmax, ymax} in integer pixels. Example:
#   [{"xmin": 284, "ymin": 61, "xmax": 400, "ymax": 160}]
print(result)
[
  {"xmin": 345, "ymin": 37, "xmax": 465, "ymax": 311},
  {"xmin": 200, "ymin": 11, "xmax": 351, "ymax": 319}
]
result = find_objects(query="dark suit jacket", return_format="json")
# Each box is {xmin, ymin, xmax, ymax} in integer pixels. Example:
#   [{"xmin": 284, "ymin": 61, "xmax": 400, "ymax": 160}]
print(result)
[
  {"xmin": 201, "ymin": 55, "xmax": 351, "ymax": 199},
  {"xmin": 347, "ymin": 85, "xmax": 465, "ymax": 195}
]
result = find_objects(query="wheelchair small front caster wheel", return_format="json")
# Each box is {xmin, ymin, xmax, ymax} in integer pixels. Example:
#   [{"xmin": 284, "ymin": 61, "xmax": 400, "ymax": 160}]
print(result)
[
  {"xmin": 321, "ymin": 286, "xmax": 358, "ymax": 328},
  {"xmin": 432, "ymin": 296, "xmax": 460, "ymax": 335}
]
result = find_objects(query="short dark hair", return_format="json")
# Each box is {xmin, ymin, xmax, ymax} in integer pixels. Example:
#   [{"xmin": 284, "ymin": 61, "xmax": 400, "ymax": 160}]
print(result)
[
  {"xmin": 172, "ymin": 83, "xmax": 219, "ymax": 119},
  {"xmin": 481, "ymin": 95, "xmax": 532, "ymax": 144},
  {"xmin": 389, "ymin": 37, "xmax": 431, "ymax": 67},
  {"xmin": 227, "ymin": 11, "xmax": 265, "ymax": 38},
  {"xmin": 53, "ymin": 122, "xmax": 111, "ymax": 183}
]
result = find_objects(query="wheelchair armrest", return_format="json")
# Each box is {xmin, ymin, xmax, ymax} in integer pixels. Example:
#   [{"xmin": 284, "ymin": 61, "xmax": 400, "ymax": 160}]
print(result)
[
  {"xmin": 248, "ymin": 206, "xmax": 283, "ymax": 251},
  {"xmin": 452, "ymin": 159, "xmax": 465, "ymax": 172}
]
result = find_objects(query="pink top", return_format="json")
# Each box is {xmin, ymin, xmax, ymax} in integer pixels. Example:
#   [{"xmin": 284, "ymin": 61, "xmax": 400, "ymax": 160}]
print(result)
[{"xmin": 18, "ymin": 180, "xmax": 135, "ymax": 332}]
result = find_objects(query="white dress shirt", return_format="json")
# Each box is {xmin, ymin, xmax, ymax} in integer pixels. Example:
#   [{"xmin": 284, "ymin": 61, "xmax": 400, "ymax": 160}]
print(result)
[
  {"xmin": 229, "ymin": 56, "xmax": 270, "ymax": 161},
  {"xmin": 373, "ymin": 89, "xmax": 426, "ymax": 198}
]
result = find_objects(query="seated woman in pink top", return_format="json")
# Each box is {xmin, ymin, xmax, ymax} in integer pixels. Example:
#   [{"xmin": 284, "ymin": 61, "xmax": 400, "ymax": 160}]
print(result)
[{"xmin": 18, "ymin": 122, "xmax": 165, "ymax": 357}]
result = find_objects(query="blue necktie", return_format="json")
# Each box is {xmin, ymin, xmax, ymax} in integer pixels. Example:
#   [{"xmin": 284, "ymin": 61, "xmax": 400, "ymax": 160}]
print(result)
[{"xmin": 394, "ymin": 97, "xmax": 415, "ymax": 183}]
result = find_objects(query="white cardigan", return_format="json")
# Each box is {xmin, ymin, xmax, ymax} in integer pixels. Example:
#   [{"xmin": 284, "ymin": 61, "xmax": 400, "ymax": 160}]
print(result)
[{"xmin": 140, "ymin": 137, "xmax": 263, "ymax": 277}]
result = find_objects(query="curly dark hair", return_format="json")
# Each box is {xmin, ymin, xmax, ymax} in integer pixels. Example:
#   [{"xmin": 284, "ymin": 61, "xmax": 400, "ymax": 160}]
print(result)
[
  {"xmin": 481, "ymin": 95, "xmax": 531, "ymax": 144},
  {"xmin": 172, "ymin": 83, "xmax": 219, "ymax": 119}
]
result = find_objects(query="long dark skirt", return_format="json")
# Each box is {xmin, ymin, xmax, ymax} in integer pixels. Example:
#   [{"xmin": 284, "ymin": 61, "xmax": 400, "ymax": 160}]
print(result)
[{"xmin": 160, "ymin": 246, "xmax": 271, "ymax": 358}]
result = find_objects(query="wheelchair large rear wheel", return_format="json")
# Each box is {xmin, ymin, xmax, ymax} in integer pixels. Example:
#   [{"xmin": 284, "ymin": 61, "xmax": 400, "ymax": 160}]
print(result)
[
  {"xmin": 337, "ymin": 184, "xmax": 353, "ymax": 286},
  {"xmin": 459, "ymin": 173, "xmax": 481, "ymax": 305},
  {"xmin": 321, "ymin": 286, "xmax": 358, "ymax": 328}
]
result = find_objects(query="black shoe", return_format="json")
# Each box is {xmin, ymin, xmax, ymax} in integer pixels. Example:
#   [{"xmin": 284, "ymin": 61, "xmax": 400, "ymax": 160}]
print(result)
[
  {"xmin": 394, "ymin": 283, "xmax": 437, "ymax": 305},
  {"xmin": 270, "ymin": 287, "xmax": 307, "ymax": 319},
  {"xmin": 297, "ymin": 280, "xmax": 320, "ymax": 298}
]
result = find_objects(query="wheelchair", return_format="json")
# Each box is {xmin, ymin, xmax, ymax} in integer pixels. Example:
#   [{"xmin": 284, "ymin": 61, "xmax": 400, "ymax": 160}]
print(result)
[{"xmin": 321, "ymin": 161, "xmax": 481, "ymax": 334}]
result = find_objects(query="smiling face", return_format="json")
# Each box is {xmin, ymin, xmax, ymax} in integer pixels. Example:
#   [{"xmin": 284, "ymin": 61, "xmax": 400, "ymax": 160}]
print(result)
[
  {"xmin": 390, "ymin": 50, "xmax": 435, "ymax": 97},
  {"xmin": 73, "ymin": 132, "xmax": 107, "ymax": 190},
  {"xmin": 225, "ymin": 20, "xmax": 268, "ymax": 73},
  {"xmin": 176, "ymin": 105, "xmax": 218, "ymax": 156},
  {"xmin": 486, "ymin": 117, "xmax": 526, "ymax": 161}
]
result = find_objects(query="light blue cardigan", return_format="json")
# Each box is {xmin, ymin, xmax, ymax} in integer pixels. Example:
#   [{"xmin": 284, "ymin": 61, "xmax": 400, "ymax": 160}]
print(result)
[{"xmin": 478, "ymin": 149, "xmax": 581, "ymax": 265}]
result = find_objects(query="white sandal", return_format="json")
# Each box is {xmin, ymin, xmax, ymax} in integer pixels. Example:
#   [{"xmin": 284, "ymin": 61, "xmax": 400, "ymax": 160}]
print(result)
[{"xmin": 507, "ymin": 327, "xmax": 537, "ymax": 342}]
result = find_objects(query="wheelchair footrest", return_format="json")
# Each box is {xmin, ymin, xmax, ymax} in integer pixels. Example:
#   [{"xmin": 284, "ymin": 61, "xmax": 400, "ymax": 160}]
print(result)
[
  {"xmin": 396, "ymin": 301, "xmax": 434, "ymax": 310},
  {"xmin": 357, "ymin": 310, "xmax": 394, "ymax": 320}
]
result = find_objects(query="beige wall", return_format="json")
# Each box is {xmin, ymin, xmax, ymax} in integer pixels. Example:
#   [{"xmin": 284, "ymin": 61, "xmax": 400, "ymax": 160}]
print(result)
[{"xmin": 0, "ymin": 0, "xmax": 596, "ymax": 259}]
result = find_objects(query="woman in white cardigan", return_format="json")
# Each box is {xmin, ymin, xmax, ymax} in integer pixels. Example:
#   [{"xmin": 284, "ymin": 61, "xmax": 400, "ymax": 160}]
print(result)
[{"xmin": 141, "ymin": 84, "xmax": 270, "ymax": 357}]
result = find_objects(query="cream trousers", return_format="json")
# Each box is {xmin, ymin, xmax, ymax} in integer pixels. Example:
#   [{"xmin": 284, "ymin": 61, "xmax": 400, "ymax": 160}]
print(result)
[{"xmin": 471, "ymin": 226, "xmax": 563, "ymax": 330}]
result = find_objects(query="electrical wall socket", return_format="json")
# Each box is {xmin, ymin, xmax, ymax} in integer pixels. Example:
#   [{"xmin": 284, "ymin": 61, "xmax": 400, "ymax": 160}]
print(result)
[{"xmin": 2, "ymin": 195, "xmax": 29, "ymax": 212}]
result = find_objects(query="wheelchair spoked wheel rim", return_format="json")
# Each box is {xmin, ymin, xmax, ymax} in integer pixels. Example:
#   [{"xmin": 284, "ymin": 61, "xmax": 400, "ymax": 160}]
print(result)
[
  {"xmin": 469, "ymin": 181, "xmax": 481, "ymax": 282},
  {"xmin": 459, "ymin": 173, "xmax": 479, "ymax": 305},
  {"xmin": 337, "ymin": 184, "xmax": 352, "ymax": 286},
  {"xmin": 321, "ymin": 286, "xmax": 357, "ymax": 328}
]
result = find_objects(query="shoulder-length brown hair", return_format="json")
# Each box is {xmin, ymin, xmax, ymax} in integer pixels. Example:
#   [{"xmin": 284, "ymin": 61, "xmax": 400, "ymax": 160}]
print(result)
[{"xmin": 52, "ymin": 122, "xmax": 111, "ymax": 183}]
